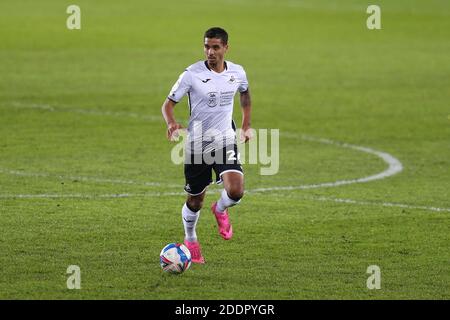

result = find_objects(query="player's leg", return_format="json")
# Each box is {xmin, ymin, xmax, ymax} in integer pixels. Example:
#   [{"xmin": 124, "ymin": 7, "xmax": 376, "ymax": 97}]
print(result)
[
  {"xmin": 182, "ymin": 191, "xmax": 208, "ymax": 264},
  {"xmin": 211, "ymin": 144, "xmax": 244, "ymax": 240},
  {"xmin": 211, "ymin": 171, "xmax": 243, "ymax": 240},
  {"xmin": 217, "ymin": 171, "xmax": 244, "ymax": 211},
  {"xmin": 182, "ymin": 161, "xmax": 211, "ymax": 264},
  {"xmin": 183, "ymin": 191, "xmax": 206, "ymax": 243}
]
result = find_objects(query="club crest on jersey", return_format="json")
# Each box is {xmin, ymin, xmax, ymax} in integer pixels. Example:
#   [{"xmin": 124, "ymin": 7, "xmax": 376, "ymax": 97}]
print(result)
[
  {"xmin": 228, "ymin": 75, "xmax": 235, "ymax": 83},
  {"xmin": 206, "ymin": 92, "xmax": 218, "ymax": 107}
]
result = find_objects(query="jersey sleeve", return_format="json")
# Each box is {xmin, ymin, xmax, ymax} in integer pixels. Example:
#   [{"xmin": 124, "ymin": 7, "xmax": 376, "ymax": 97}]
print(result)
[
  {"xmin": 168, "ymin": 70, "xmax": 192, "ymax": 103},
  {"xmin": 238, "ymin": 68, "xmax": 249, "ymax": 93}
]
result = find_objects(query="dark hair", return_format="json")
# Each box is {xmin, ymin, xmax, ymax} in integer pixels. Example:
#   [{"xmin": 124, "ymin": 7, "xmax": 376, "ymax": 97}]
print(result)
[{"xmin": 204, "ymin": 27, "xmax": 228, "ymax": 45}]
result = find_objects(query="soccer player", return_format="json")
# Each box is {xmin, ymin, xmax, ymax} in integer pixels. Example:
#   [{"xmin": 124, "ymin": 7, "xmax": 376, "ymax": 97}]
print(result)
[{"xmin": 161, "ymin": 27, "xmax": 253, "ymax": 263}]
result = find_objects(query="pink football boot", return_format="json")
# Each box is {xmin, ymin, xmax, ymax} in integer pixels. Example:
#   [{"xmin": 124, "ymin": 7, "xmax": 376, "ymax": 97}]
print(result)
[
  {"xmin": 211, "ymin": 202, "xmax": 233, "ymax": 240},
  {"xmin": 183, "ymin": 239, "xmax": 205, "ymax": 264}
]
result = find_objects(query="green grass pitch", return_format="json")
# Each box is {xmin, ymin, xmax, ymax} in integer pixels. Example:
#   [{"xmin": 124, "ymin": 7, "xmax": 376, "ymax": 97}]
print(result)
[{"xmin": 0, "ymin": 0, "xmax": 449, "ymax": 299}]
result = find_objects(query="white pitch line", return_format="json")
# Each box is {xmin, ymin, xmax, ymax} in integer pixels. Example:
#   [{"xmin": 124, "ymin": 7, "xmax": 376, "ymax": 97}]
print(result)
[
  {"xmin": 7, "ymin": 102, "xmax": 165, "ymax": 122},
  {"xmin": 0, "ymin": 191, "xmax": 187, "ymax": 199},
  {"xmin": 246, "ymin": 133, "xmax": 403, "ymax": 192},
  {"xmin": 271, "ymin": 194, "xmax": 450, "ymax": 213},
  {"xmin": 3, "ymin": 102, "xmax": 406, "ymax": 197},
  {"xmin": 0, "ymin": 168, "xmax": 180, "ymax": 188},
  {"xmin": 3, "ymin": 103, "xmax": 447, "ymax": 213},
  {"xmin": 0, "ymin": 192, "xmax": 448, "ymax": 213}
]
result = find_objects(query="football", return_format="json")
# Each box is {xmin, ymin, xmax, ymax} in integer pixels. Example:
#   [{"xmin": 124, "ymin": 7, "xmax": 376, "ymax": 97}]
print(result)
[{"xmin": 160, "ymin": 243, "xmax": 192, "ymax": 274}]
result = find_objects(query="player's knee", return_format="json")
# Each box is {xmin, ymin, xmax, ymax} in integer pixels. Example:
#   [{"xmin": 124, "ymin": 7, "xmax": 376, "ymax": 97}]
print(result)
[
  {"xmin": 227, "ymin": 188, "xmax": 244, "ymax": 202},
  {"xmin": 187, "ymin": 197, "xmax": 203, "ymax": 212}
]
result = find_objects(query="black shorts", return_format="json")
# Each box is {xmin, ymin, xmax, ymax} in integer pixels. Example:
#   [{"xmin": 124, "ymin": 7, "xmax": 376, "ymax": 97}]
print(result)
[{"xmin": 184, "ymin": 144, "xmax": 243, "ymax": 195}]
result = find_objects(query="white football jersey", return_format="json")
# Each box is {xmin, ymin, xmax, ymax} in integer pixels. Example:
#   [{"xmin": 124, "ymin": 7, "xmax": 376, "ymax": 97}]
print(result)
[{"xmin": 168, "ymin": 60, "xmax": 249, "ymax": 154}]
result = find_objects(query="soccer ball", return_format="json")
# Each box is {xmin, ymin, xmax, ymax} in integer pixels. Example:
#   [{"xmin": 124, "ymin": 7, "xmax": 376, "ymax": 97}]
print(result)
[{"xmin": 160, "ymin": 243, "xmax": 192, "ymax": 274}]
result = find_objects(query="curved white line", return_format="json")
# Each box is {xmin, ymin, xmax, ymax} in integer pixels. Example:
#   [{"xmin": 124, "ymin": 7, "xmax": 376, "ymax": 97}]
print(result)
[
  {"xmin": 3, "ymin": 102, "xmax": 444, "ymax": 213},
  {"xmin": 0, "ymin": 193, "xmax": 448, "ymax": 213},
  {"xmin": 0, "ymin": 168, "xmax": 180, "ymax": 188},
  {"xmin": 4, "ymin": 103, "xmax": 404, "ymax": 192},
  {"xmin": 8, "ymin": 102, "xmax": 164, "ymax": 122},
  {"xmin": 246, "ymin": 133, "xmax": 403, "ymax": 193},
  {"xmin": 0, "ymin": 192, "xmax": 186, "ymax": 199}
]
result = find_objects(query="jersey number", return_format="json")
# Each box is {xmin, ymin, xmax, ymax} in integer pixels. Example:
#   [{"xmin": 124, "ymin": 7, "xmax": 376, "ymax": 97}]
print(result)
[{"xmin": 226, "ymin": 150, "xmax": 239, "ymax": 161}]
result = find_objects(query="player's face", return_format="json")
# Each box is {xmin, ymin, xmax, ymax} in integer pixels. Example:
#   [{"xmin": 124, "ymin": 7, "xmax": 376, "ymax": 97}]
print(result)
[{"xmin": 204, "ymin": 38, "xmax": 228, "ymax": 65}]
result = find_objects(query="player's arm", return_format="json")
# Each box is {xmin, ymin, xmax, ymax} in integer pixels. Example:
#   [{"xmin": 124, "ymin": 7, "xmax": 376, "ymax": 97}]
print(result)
[
  {"xmin": 240, "ymin": 89, "xmax": 253, "ymax": 143},
  {"xmin": 161, "ymin": 98, "xmax": 183, "ymax": 141},
  {"xmin": 163, "ymin": 70, "xmax": 191, "ymax": 141}
]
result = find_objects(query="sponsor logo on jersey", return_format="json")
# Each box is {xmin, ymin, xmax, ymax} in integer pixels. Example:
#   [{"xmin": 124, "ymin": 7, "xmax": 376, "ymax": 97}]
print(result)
[
  {"xmin": 206, "ymin": 92, "xmax": 218, "ymax": 107},
  {"xmin": 201, "ymin": 78, "xmax": 211, "ymax": 83}
]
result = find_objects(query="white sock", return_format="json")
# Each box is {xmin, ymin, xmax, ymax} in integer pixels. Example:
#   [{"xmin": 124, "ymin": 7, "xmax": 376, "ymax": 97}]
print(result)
[
  {"xmin": 216, "ymin": 189, "xmax": 240, "ymax": 213},
  {"xmin": 182, "ymin": 203, "xmax": 200, "ymax": 242}
]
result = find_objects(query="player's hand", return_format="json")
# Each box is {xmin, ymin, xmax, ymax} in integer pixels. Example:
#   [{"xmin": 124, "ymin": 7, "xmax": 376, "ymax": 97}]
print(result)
[
  {"xmin": 240, "ymin": 126, "xmax": 254, "ymax": 143},
  {"xmin": 167, "ymin": 122, "xmax": 184, "ymax": 141}
]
